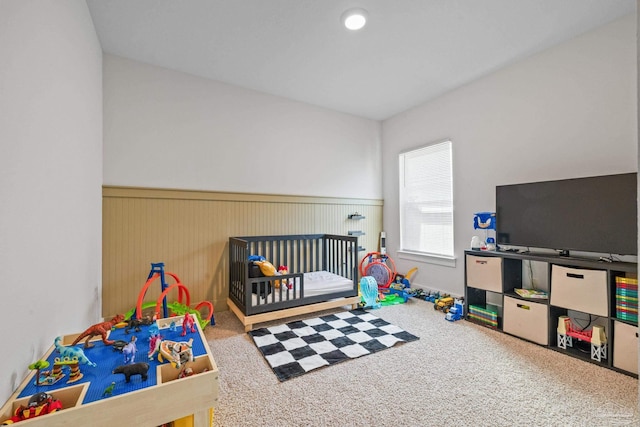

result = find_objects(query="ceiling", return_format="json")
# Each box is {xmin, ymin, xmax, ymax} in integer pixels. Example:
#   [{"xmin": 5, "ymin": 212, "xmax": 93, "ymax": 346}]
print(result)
[{"xmin": 86, "ymin": 0, "xmax": 636, "ymax": 121}]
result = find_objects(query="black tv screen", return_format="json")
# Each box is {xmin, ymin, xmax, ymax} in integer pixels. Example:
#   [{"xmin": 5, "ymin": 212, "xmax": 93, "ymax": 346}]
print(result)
[{"xmin": 496, "ymin": 173, "xmax": 637, "ymax": 255}]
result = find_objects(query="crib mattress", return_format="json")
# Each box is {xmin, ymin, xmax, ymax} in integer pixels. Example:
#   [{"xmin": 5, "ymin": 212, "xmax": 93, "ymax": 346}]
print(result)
[{"xmin": 251, "ymin": 270, "xmax": 353, "ymax": 305}]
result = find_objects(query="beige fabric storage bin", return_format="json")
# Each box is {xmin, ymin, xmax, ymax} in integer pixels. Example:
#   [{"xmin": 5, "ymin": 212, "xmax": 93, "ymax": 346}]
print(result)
[
  {"xmin": 466, "ymin": 254, "xmax": 502, "ymax": 292},
  {"xmin": 503, "ymin": 296, "xmax": 549, "ymax": 345},
  {"xmin": 613, "ymin": 320, "xmax": 638, "ymax": 375},
  {"xmin": 550, "ymin": 265, "xmax": 608, "ymax": 316}
]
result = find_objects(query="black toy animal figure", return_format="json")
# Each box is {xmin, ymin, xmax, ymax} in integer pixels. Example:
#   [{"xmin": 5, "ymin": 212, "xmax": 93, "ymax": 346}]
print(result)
[
  {"xmin": 112, "ymin": 362, "xmax": 149, "ymax": 383},
  {"xmin": 125, "ymin": 316, "xmax": 153, "ymax": 334}
]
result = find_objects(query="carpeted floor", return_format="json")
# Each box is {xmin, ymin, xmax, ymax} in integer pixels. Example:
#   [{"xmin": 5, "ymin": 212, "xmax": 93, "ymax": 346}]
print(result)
[{"xmin": 205, "ymin": 300, "xmax": 639, "ymax": 427}]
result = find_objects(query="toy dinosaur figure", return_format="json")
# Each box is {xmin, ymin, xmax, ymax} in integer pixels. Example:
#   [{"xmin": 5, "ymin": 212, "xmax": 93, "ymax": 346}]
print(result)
[
  {"xmin": 102, "ymin": 382, "xmax": 115, "ymax": 397},
  {"xmin": 71, "ymin": 314, "xmax": 125, "ymax": 348},
  {"xmin": 53, "ymin": 337, "xmax": 96, "ymax": 367}
]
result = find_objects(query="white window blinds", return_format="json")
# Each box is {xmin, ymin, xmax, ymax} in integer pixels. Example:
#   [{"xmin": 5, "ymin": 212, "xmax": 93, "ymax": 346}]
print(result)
[{"xmin": 399, "ymin": 140, "xmax": 454, "ymax": 257}]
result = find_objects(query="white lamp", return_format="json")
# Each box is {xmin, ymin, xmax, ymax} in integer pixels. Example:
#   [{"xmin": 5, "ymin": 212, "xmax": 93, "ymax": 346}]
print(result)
[{"xmin": 341, "ymin": 8, "xmax": 368, "ymax": 31}]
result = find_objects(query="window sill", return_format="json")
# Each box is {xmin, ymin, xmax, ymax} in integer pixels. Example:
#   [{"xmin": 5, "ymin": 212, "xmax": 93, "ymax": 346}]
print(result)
[{"xmin": 397, "ymin": 250, "xmax": 456, "ymax": 268}]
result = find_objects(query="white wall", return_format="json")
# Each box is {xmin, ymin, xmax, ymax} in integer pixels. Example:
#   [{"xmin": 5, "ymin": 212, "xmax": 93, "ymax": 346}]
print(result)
[
  {"xmin": 0, "ymin": 0, "xmax": 102, "ymax": 404},
  {"xmin": 382, "ymin": 14, "xmax": 638, "ymax": 295},
  {"xmin": 103, "ymin": 55, "xmax": 382, "ymax": 199}
]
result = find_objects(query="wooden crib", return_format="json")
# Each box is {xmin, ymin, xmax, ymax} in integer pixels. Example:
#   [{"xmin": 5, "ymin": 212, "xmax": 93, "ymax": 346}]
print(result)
[{"xmin": 228, "ymin": 234, "xmax": 361, "ymax": 331}]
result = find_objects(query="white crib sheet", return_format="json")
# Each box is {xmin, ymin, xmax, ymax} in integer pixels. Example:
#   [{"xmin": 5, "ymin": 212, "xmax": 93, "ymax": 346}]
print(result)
[{"xmin": 251, "ymin": 270, "xmax": 353, "ymax": 306}]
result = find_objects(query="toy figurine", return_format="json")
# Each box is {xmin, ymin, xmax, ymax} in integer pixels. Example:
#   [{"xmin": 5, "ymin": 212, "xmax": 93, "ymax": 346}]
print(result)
[
  {"xmin": 112, "ymin": 362, "xmax": 149, "ymax": 383},
  {"xmin": 71, "ymin": 314, "xmax": 125, "ymax": 348},
  {"xmin": 124, "ymin": 316, "xmax": 153, "ymax": 334},
  {"xmin": 1, "ymin": 392, "xmax": 62, "ymax": 424},
  {"xmin": 178, "ymin": 366, "xmax": 194, "ymax": 379},
  {"xmin": 148, "ymin": 332, "xmax": 163, "ymax": 359},
  {"xmin": 122, "ymin": 336, "xmax": 137, "ymax": 364},
  {"xmin": 54, "ymin": 336, "xmax": 96, "ymax": 367},
  {"xmin": 103, "ymin": 382, "xmax": 116, "ymax": 397},
  {"xmin": 181, "ymin": 313, "xmax": 196, "ymax": 336},
  {"xmin": 277, "ymin": 265, "xmax": 293, "ymax": 289},
  {"xmin": 28, "ymin": 360, "xmax": 50, "ymax": 386},
  {"xmin": 150, "ymin": 337, "xmax": 194, "ymax": 369},
  {"xmin": 111, "ymin": 340, "xmax": 128, "ymax": 352}
]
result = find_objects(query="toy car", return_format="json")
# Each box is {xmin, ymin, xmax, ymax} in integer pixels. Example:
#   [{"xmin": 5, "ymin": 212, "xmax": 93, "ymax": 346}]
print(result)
[
  {"xmin": 434, "ymin": 296, "xmax": 454, "ymax": 313},
  {"xmin": 445, "ymin": 300, "xmax": 464, "ymax": 321}
]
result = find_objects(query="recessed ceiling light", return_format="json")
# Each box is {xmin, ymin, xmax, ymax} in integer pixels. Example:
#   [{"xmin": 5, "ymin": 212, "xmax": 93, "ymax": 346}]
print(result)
[{"xmin": 341, "ymin": 8, "xmax": 368, "ymax": 31}]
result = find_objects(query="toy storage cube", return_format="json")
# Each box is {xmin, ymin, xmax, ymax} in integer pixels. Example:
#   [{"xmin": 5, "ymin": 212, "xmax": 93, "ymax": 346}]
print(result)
[
  {"xmin": 503, "ymin": 296, "xmax": 549, "ymax": 345},
  {"xmin": 466, "ymin": 255, "xmax": 502, "ymax": 292},
  {"xmin": 550, "ymin": 265, "xmax": 608, "ymax": 316},
  {"xmin": 613, "ymin": 320, "xmax": 639, "ymax": 375}
]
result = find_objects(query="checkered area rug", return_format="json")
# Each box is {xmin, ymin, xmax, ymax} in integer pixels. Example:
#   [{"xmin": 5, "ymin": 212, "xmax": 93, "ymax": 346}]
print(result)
[{"xmin": 249, "ymin": 309, "xmax": 419, "ymax": 381}]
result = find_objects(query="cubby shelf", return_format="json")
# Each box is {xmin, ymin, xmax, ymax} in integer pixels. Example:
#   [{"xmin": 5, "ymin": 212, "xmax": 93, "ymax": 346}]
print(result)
[{"xmin": 464, "ymin": 249, "xmax": 638, "ymax": 377}]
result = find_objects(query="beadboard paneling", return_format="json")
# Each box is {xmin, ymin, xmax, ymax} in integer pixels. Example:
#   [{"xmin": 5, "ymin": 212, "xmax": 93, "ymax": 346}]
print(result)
[{"xmin": 102, "ymin": 186, "xmax": 383, "ymax": 319}]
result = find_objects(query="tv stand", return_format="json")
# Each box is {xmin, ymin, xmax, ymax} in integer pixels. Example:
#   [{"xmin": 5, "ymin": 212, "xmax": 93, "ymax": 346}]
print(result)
[{"xmin": 464, "ymin": 249, "xmax": 638, "ymax": 377}]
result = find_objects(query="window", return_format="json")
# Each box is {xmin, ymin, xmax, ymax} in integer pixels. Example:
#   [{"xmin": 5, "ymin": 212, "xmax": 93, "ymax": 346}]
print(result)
[{"xmin": 399, "ymin": 140, "xmax": 454, "ymax": 261}]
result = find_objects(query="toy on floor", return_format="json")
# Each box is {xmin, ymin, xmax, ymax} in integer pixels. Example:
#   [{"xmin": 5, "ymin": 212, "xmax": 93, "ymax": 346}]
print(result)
[
  {"xmin": 434, "ymin": 296, "xmax": 454, "ymax": 313},
  {"xmin": 359, "ymin": 252, "xmax": 397, "ymax": 288},
  {"xmin": 71, "ymin": 314, "xmax": 125, "ymax": 348},
  {"xmin": 425, "ymin": 291, "xmax": 441, "ymax": 303},
  {"xmin": 112, "ymin": 362, "xmax": 150, "ymax": 383},
  {"xmin": 393, "ymin": 267, "xmax": 418, "ymax": 288},
  {"xmin": 359, "ymin": 276, "xmax": 381, "ymax": 309},
  {"xmin": 1, "ymin": 392, "xmax": 62, "ymax": 424},
  {"xmin": 445, "ymin": 299, "xmax": 465, "ymax": 321},
  {"xmin": 377, "ymin": 292, "xmax": 405, "ymax": 306}
]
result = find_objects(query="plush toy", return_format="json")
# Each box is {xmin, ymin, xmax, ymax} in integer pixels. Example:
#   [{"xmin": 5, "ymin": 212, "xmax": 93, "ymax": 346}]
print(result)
[
  {"xmin": 254, "ymin": 260, "xmax": 276, "ymax": 276},
  {"xmin": 278, "ymin": 265, "xmax": 292, "ymax": 289},
  {"xmin": 253, "ymin": 259, "xmax": 294, "ymax": 288}
]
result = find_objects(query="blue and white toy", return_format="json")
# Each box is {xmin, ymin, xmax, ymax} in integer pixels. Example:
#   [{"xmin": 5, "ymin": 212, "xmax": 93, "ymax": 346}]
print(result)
[
  {"xmin": 445, "ymin": 299, "xmax": 465, "ymax": 322},
  {"xmin": 360, "ymin": 276, "xmax": 381, "ymax": 309},
  {"xmin": 473, "ymin": 212, "xmax": 496, "ymax": 230}
]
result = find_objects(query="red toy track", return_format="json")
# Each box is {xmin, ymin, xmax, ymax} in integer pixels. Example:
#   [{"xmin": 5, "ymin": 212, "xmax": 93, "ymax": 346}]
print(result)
[{"xmin": 135, "ymin": 271, "xmax": 213, "ymax": 324}]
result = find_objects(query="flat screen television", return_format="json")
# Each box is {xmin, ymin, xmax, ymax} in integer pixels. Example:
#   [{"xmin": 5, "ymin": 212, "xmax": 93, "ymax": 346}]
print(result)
[{"xmin": 496, "ymin": 172, "xmax": 637, "ymax": 256}]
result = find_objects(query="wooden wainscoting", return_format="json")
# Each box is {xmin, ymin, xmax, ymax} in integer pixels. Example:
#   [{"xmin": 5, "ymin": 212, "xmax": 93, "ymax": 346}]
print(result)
[{"xmin": 102, "ymin": 186, "xmax": 383, "ymax": 319}]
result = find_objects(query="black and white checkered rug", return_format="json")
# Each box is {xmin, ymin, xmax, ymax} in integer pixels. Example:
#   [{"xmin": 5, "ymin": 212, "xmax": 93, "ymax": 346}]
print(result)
[{"xmin": 249, "ymin": 309, "xmax": 419, "ymax": 382}]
